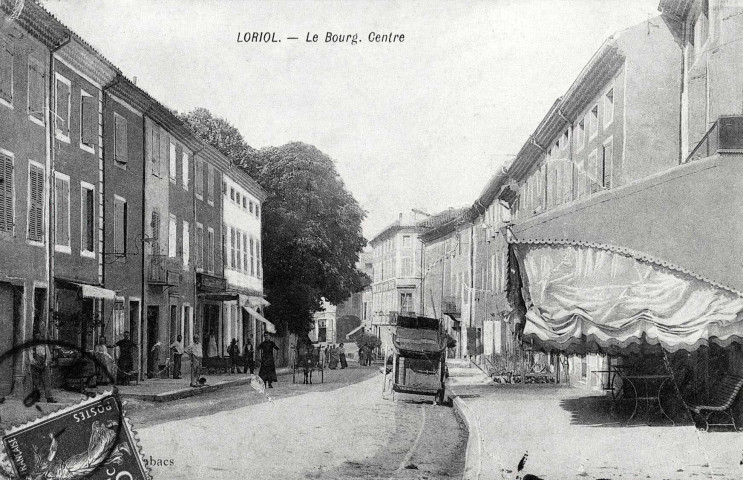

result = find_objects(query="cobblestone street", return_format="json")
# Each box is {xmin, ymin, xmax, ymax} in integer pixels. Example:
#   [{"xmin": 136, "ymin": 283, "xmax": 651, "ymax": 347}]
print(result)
[{"xmin": 136, "ymin": 366, "xmax": 466, "ymax": 479}]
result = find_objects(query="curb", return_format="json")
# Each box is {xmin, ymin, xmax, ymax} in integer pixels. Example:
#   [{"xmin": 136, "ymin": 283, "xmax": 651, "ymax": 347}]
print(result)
[
  {"xmin": 122, "ymin": 376, "xmax": 255, "ymax": 402},
  {"xmin": 451, "ymin": 391, "xmax": 483, "ymax": 480}
]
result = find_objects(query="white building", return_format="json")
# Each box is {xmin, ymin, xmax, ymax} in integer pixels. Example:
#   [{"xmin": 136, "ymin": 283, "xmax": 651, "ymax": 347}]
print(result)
[{"xmin": 221, "ymin": 166, "xmax": 270, "ymax": 355}]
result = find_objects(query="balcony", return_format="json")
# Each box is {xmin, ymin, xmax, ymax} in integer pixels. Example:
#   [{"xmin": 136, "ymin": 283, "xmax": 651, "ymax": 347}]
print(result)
[
  {"xmin": 686, "ymin": 115, "xmax": 743, "ymax": 163},
  {"xmin": 148, "ymin": 255, "xmax": 178, "ymax": 286}
]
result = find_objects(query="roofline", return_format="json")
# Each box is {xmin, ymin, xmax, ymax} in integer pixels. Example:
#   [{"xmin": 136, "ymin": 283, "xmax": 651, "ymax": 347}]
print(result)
[
  {"xmin": 369, "ymin": 222, "xmax": 419, "ymax": 245},
  {"xmin": 225, "ymin": 164, "xmax": 267, "ymax": 202}
]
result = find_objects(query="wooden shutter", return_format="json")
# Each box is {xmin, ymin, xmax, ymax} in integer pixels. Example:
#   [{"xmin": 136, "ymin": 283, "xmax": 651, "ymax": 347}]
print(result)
[
  {"xmin": 194, "ymin": 157, "xmax": 203, "ymax": 196},
  {"xmin": 114, "ymin": 114, "xmax": 128, "ymax": 164},
  {"xmin": 82, "ymin": 188, "xmax": 94, "ymax": 252},
  {"xmin": 81, "ymin": 94, "xmax": 97, "ymax": 147},
  {"xmin": 151, "ymin": 209, "xmax": 160, "ymax": 254},
  {"xmin": 0, "ymin": 38, "xmax": 13, "ymax": 103},
  {"xmin": 114, "ymin": 199, "xmax": 123, "ymax": 254},
  {"xmin": 160, "ymin": 132, "xmax": 169, "ymax": 179},
  {"xmin": 207, "ymin": 165, "xmax": 214, "ymax": 203},
  {"xmin": 28, "ymin": 165, "xmax": 44, "ymax": 241},
  {"xmin": 196, "ymin": 225, "xmax": 203, "ymax": 269},
  {"xmin": 55, "ymin": 79, "xmax": 70, "ymax": 137},
  {"xmin": 207, "ymin": 229, "xmax": 214, "ymax": 273},
  {"xmin": 0, "ymin": 155, "xmax": 12, "ymax": 233},
  {"xmin": 28, "ymin": 59, "xmax": 44, "ymax": 120},
  {"xmin": 55, "ymin": 177, "xmax": 69, "ymax": 247},
  {"xmin": 151, "ymin": 124, "xmax": 159, "ymax": 175}
]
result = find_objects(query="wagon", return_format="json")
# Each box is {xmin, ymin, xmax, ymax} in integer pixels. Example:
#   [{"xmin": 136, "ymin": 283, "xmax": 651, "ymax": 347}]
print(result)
[
  {"xmin": 292, "ymin": 343, "xmax": 324, "ymax": 384},
  {"xmin": 387, "ymin": 315, "xmax": 447, "ymax": 404}
]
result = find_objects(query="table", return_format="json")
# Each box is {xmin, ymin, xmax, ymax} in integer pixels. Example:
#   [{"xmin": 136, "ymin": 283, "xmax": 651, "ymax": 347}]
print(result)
[{"xmin": 615, "ymin": 373, "xmax": 675, "ymax": 425}]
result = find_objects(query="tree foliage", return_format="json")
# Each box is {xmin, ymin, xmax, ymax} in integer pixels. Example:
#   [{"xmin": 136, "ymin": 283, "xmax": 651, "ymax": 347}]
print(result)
[
  {"xmin": 179, "ymin": 109, "xmax": 368, "ymax": 334},
  {"xmin": 257, "ymin": 143, "xmax": 369, "ymax": 333},
  {"xmin": 355, "ymin": 332, "xmax": 382, "ymax": 351}
]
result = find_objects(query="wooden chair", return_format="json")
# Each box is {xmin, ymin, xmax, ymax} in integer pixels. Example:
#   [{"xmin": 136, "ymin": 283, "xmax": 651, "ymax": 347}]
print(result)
[{"xmin": 689, "ymin": 374, "xmax": 743, "ymax": 431}]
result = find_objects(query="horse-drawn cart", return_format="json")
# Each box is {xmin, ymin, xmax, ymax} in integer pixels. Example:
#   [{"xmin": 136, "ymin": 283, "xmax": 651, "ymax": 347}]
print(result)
[
  {"xmin": 292, "ymin": 342, "xmax": 324, "ymax": 384},
  {"xmin": 386, "ymin": 315, "xmax": 447, "ymax": 404}
]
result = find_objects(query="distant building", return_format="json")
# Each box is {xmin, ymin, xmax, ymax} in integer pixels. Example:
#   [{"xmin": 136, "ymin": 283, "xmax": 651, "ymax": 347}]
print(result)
[{"xmin": 369, "ymin": 210, "xmax": 428, "ymax": 350}]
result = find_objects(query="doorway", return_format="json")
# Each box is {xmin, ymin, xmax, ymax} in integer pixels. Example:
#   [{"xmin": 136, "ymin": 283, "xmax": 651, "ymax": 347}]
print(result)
[
  {"xmin": 129, "ymin": 301, "xmax": 140, "ymax": 377},
  {"xmin": 0, "ymin": 283, "xmax": 18, "ymax": 395},
  {"xmin": 146, "ymin": 306, "xmax": 159, "ymax": 376},
  {"xmin": 169, "ymin": 304, "xmax": 178, "ymax": 344}
]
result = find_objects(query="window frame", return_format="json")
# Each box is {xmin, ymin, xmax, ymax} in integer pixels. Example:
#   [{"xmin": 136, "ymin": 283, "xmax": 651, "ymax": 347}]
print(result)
[
  {"xmin": 113, "ymin": 112, "xmax": 128, "ymax": 169},
  {"xmin": 207, "ymin": 165, "xmax": 214, "ymax": 206},
  {"xmin": 0, "ymin": 149, "xmax": 14, "ymax": 236},
  {"xmin": 168, "ymin": 214, "xmax": 177, "ymax": 258},
  {"xmin": 576, "ymin": 118, "xmax": 585, "ymax": 152},
  {"xmin": 169, "ymin": 142, "xmax": 177, "ymax": 184},
  {"xmin": 589, "ymin": 104, "xmax": 599, "ymax": 140},
  {"xmin": 194, "ymin": 156, "xmax": 203, "ymax": 200},
  {"xmin": 80, "ymin": 181, "xmax": 95, "ymax": 258},
  {"xmin": 602, "ymin": 136, "xmax": 614, "ymax": 189},
  {"xmin": 195, "ymin": 222, "xmax": 204, "ymax": 271},
  {"xmin": 54, "ymin": 73, "xmax": 72, "ymax": 143},
  {"xmin": 207, "ymin": 227, "xmax": 215, "ymax": 274},
  {"xmin": 182, "ymin": 151, "xmax": 189, "ymax": 191},
  {"xmin": 26, "ymin": 160, "xmax": 45, "ymax": 246},
  {"xmin": 113, "ymin": 194, "xmax": 128, "ymax": 257},
  {"xmin": 54, "ymin": 171, "xmax": 71, "ymax": 254},
  {"xmin": 0, "ymin": 35, "xmax": 14, "ymax": 109},
  {"xmin": 182, "ymin": 220, "xmax": 190, "ymax": 270},
  {"xmin": 603, "ymin": 87, "xmax": 614, "ymax": 128}
]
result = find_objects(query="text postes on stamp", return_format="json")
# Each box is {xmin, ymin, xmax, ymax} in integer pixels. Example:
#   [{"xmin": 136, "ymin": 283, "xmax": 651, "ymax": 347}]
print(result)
[{"xmin": 2, "ymin": 392, "xmax": 150, "ymax": 480}]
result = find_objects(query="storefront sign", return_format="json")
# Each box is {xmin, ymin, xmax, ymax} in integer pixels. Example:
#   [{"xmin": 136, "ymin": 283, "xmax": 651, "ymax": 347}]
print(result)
[{"xmin": 196, "ymin": 273, "xmax": 227, "ymax": 293}]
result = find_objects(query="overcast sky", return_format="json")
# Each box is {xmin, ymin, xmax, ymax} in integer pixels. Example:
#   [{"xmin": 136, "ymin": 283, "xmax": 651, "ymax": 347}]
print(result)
[{"xmin": 43, "ymin": 0, "xmax": 661, "ymax": 240}]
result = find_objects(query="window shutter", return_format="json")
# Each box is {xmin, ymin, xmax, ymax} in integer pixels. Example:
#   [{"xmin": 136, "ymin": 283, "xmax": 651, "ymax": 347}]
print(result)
[
  {"xmin": 28, "ymin": 165, "xmax": 44, "ymax": 241},
  {"xmin": 160, "ymin": 133, "xmax": 169, "ymax": 179},
  {"xmin": 81, "ymin": 94, "xmax": 96, "ymax": 147},
  {"xmin": 55, "ymin": 80, "xmax": 70, "ymax": 136},
  {"xmin": 55, "ymin": 178, "xmax": 69, "ymax": 247},
  {"xmin": 207, "ymin": 165, "xmax": 214, "ymax": 203},
  {"xmin": 194, "ymin": 157, "xmax": 203, "ymax": 196},
  {"xmin": 151, "ymin": 125, "xmax": 159, "ymax": 175},
  {"xmin": 115, "ymin": 115, "xmax": 128, "ymax": 164},
  {"xmin": 28, "ymin": 60, "xmax": 44, "ymax": 120},
  {"xmin": 0, "ymin": 38, "xmax": 13, "ymax": 103},
  {"xmin": 0, "ymin": 156, "xmax": 12, "ymax": 232},
  {"xmin": 151, "ymin": 209, "xmax": 160, "ymax": 255}
]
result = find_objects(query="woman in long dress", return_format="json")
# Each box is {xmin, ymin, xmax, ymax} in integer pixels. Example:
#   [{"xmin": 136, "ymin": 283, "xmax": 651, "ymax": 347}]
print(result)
[
  {"xmin": 329, "ymin": 345, "xmax": 339, "ymax": 370},
  {"xmin": 257, "ymin": 334, "xmax": 279, "ymax": 388},
  {"xmin": 339, "ymin": 343, "xmax": 348, "ymax": 369},
  {"xmin": 94, "ymin": 336, "xmax": 115, "ymax": 384}
]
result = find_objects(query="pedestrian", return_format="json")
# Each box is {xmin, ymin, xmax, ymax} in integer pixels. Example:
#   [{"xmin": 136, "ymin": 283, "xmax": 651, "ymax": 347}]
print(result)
[
  {"xmin": 339, "ymin": 343, "xmax": 348, "ymax": 369},
  {"xmin": 186, "ymin": 334, "xmax": 203, "ymax": 387},
  {"xmin": 170, "ymin": 334, "xmax": 184, "ymax": 379},
  {"xmin": 329, "ymin": 344, "xmax": 339, "ymax": 370},
  {"xmin": 94, "ymin": 335, "xmax": 114, "ymax": 384},
  {"xmin": 227, "ymin": 338, "xmax": 240, "ymax": 374},
  {"xmin": 243, "ymin": 337, "xmax": 255, "ymax": 374},
  {"xmin": 358, "ymin": 345, "xmax": 366, "ymax": 366},
  {"xmin": 324, "ymin": 345, "xmax": 330, "ymax": 365},
  {"xmin": 257, "ymin": 334, "xmax": 279, "ymax": 388},
  {"xmin": 115, "ymin": 331, "xmax": 136, "ymax": 385},
  {"xmin": 150, "ymin": 340, "xmax": 162, "ymax": 378},
  {"xmin": 207, "ymin": 331, "xmax": 218, "ymax": 358},
  {"xmin": 27, "ymin": 330, "xmax": 56, "ymax": 403}
]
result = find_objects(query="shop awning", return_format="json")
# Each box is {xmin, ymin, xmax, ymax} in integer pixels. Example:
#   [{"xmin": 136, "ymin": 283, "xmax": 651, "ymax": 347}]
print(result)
[
  {"xmin": 346, "ymin": 325, "xmax": 364, "ymax": 339},
  {"xmin": 513, "ymin": 242, "xmax": 743, "ymax": 355},
  {"xmin": 242, "ymin": 305, "xmax": 276, "ymax": 334},
  {"xmin": 81, "ymin": 284, "xmax": 116, "ymax": 300}
]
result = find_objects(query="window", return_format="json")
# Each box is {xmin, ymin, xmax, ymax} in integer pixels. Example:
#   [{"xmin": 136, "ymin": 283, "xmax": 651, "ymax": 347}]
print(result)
[
  {"xmin": 257, "ymin": 239, "xmax": 262, "ymax": 278},
  {"xmin": 113, "ymin": 196, "xmax": 127, "ymax": 256},
  {"xmin": 54, "ymin": 173, "xmax": 70, "ymax": 252},
  {"xmin": 602, "ymin": 137, "xmax": 614, "ymax": 189},
  {"xmin": 256, "ymin": 204, "xmax": 260, "ymax": 220},
  {"xmin": 113, "ymin": 113, "xmax": 128, "ymax": 167},
  {"xmin": 230, "ymin": 227, "xmax": 236, "ymax": 269},
  {"xmin": 249, "ymin": 237, "xmax": 255, "ymax": 276},
  {"xmin": 207, "ymin": 165, "xmax": 214, "ymax": 205},
  {"xmin": 587, "ymin": 149, "xmax": 598, "ymax": 191},
  {"xmin": 576, "ymin": 119, "xmax": 585, "ymax": 151},
  {"xmin": 182, "ymin": 220, "xmax": 190, "ymax": 268},
  {"xmin": 235, "ymin": 228, "xmax": 242, "ymax": 270},
  {"xmin": 561, "ymin": 130, "xmax": 569, "ymax": 150},
  {"xmin": 182, "ymin": 152, "xmax": 189, "ymax": 191},
  {"xmin": 55, "ymin": 75, "xmax": 71, "ymax": 141},
  {"xmin": 80, "ymin": 183, "xmax": 94, "ymax": 255},
  {"xmin": 604, "ymin": 88, "xmax": 614, "ymax": 127},
  {"xmin": 80, "ymin": 90, "xmax": 96, "ymax": 151},
  {"xmin": 402, "ymin": 256, "xmax": 413, "ymax": 276},
  {"xmin": 248, "ymin": 200, "xmax": 253, "ymax": 213},
  {"xmin": 236, "ymin": 191, "xmax": 241, "ymax": 205},
  {"xmin": 242, "ymin": 232, "xmax": 248, "ymax": 272},
  {"xmin": 150, "ymin": 209, "xmax": 161, "ymax": 255},
  {"xmin": 402, "ymin": 235, "xmax": 411, "ymax": 248},
  {"xmin": 0, "ymin": 36, "xmax": 12, "ymax": 106},
  {"xmin": 168, "ymin": 214, "xmax": 177, "ymax": 258},
  {"xmin": 242, "ymin": 197, "xmax": 247, "ymax": 210},
  {"xmin": 0, "ymin": 153, "xmax": 13, "ymax": 233},
  {"xmin": 400, "ymin": 292, "xmax": 413, "ymax": 313},
  {"xmin": 169, "ymin": 142, "xmax": 177, "ymax": 183},
  {"xmin": 589, "ymin": 105, "xmax": 598, "ymax": 139},
  {"xmin": 195, "ymin": 223, "xmax": 203, "ymax": 270},
  {"xmin": 698, "ymin": 0, "xmax": 709, "ymax": 47},
  {"xmin": 230, "ymin": 187, "xmax": 235, "ymax": 202},
  {"xmin": 28, "ymin": 58, "xmax": 45, "ymax": 123},
  {"xmin": 194, "ymin": 157, "xmax": 203, "ymax": 198},
  {"xmin": 207, "ymin": 227, "xmax": 215, "ymax": 273}
]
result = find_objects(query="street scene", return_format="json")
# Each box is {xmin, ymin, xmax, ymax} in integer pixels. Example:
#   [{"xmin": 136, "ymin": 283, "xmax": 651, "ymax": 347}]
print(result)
[{"xmin": 2, "ymin": 0, "xmax": 743, "ymax": 479}]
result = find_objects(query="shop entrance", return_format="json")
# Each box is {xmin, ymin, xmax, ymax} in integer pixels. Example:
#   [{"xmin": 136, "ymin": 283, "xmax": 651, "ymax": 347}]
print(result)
[
  {"xmin": 0, "ymin": 283, "xmax": 19, "ymax": 395},
  {"xmin": 146, "ymin": 306, "xmax": 159, "ymax": 376}
]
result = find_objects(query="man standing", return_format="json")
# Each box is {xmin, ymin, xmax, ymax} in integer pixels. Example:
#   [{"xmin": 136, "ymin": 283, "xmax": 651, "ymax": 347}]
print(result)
[
  {"xmin": 115, "ymin": 331, "xmax": 136, "ymax": 385},
  {"xmin": 170, "ymin": 335, "xmax": 184, "ymax": 379},
  {"xmin": 27, "ymin": 330, "xmax": 55, "ymax": 403},
  {"xmin": 186, "ymin": 334, "xmax": 203, "ymax": 387}
]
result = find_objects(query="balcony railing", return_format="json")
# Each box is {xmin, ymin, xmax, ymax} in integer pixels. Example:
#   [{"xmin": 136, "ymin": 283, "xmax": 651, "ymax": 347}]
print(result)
[
  {"xmin": 148, "ymin": 255, "xmax": 178, "ymax": 286},
  {"xmin": 686, "ymin": 115, "xmax": 743, "ymax": 164}
]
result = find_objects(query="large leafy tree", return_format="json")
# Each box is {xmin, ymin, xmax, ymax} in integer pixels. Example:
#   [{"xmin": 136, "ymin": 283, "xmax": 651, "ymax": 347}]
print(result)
[
  {"xmin": 257, "ymin": 143, "xmax": 369, "ymax": 333},
  {"xmin": 180, "ymin": 109, "xmax": 368, "ymax": 334}
]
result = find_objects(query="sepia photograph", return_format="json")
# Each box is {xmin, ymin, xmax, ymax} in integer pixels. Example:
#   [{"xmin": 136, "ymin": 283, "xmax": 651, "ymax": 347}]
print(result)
[{"xmin": 1, "ymin": 0, "xmax": 743, "ymax": 478}]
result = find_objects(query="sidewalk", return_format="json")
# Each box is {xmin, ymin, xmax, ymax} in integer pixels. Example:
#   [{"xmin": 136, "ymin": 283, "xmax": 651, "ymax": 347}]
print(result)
[
  {"xmin": 447, "ymin": 362, "xmax": 743, "ymax": 479},
  {"xmin": 0, "ymin": 367, "xmax": 291, "ymax": 431}
]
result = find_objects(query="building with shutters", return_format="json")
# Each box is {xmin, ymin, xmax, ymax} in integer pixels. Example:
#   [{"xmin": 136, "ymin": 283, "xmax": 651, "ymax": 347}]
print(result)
[
  {"xmin": 369, "ymin": 210, "xmax": 427, "ymax": 350},
  {"xmin": 0, "ymin": 2, "xmax": 58, "ymax": 395},
  {"xmin": 217, "ymin": 164, "xmax": 268, "ymax": 359}
]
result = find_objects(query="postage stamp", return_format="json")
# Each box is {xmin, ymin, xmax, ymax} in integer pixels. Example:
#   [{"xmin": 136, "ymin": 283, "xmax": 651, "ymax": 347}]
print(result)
[{"xmin": 2, "ymin": 392, "xmax": 150, "ymax": 480}]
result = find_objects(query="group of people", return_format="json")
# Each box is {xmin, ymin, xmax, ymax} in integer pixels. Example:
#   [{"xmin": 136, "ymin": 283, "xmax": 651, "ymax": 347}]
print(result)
[
  {"xmin": 358, "ymin": 344, "xmax": 375, "ymax": 366},
  {"xmin": 325, "ymin": 343, "xmax": 348, "ymax": 370}
]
